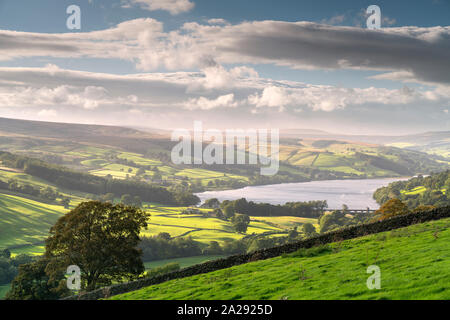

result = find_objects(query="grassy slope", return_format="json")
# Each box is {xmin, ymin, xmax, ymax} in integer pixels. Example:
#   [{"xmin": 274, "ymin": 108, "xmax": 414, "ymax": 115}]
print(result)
[
  {"xmin": 111, "ymin": 217, "xmax": 450, "ymax": 300},
  {"xmin": 144, "ymin": 255, "xmax": 226, "ymax": 270},
  {"xmin": 0, "ymin": 193, "xmax": 68, "ymax": 251}
]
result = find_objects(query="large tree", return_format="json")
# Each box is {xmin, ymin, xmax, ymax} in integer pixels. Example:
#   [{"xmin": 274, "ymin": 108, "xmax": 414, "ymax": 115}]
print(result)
[{"xmin": 45, "ymin": 201, "xmax": 150, "ymax": 291}]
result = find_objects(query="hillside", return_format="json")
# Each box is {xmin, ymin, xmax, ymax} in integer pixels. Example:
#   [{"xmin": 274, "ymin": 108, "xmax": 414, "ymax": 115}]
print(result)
[
  {"xmin": 111, "ymin": 216, "xmax": 450, "ymax": 300},
  {"xmin": 0, "ymin": 117, "xmax": 448, "ymax": 193},
  {"xmin": 374, "ymin": 170, "xmax": 449, "ymax": 208}
]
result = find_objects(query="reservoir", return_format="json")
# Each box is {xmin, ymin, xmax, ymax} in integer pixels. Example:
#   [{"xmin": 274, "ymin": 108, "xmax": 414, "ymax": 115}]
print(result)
[{"xmin": 196, "ymin": 177, "xmax": 410, "ymax": 209}]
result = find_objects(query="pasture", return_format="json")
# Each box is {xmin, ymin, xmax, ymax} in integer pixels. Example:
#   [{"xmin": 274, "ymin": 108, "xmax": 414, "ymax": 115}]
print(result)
[{"xmin": 111, "ymin": 217, "xmax": 450, "ymax": 300}]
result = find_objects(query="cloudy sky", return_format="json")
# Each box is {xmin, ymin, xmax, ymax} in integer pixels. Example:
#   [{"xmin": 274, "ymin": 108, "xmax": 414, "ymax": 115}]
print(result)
[{"xmin": 0, "ymin": 0, "xmax": 449, "ymax": 134}]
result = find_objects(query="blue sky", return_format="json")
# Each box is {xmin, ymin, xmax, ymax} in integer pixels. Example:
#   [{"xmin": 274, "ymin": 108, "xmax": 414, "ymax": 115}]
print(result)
[
  {"xmin": 1, "ymin": 0, "xmax": 449, "ymax": 32},
  {"xmin": 0, "ymin": 0, "xmax": 448, "ymax": 134}
]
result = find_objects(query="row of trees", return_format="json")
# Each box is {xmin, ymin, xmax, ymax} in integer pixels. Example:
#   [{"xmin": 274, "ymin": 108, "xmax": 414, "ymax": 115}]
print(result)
[{"xmin": 216, "ymin": 198, "xmax": 327, "ymax": 218}]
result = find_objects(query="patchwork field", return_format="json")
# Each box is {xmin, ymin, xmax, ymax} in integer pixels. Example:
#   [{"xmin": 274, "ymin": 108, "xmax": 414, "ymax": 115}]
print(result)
[
  {"xmin": 111, "ymin": 217, "xmax": 450, "ymax": 300},
  {"xmin": 0, "ymin": 191, "xmax": 310, "ymax": 256}
]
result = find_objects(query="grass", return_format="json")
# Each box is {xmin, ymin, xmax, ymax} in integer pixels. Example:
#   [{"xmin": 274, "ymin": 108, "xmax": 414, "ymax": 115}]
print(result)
[
  {"xmin": 0, "ymin": 193, "xmax": 67, "ymax": 251},
  {"xmin": 142, "ymin": 207, "xmax": 288, "ymax": 244},
  {"xmin": 144, "ymin": 255, "xmax": 226, "ymax": 271},
  {"xmin": 402, "ymin": 186, "xmax": 427, "ymax": 195},
  {"xmin": 110, "ymin": 217, "xmax": 450, "ymax": 300}
]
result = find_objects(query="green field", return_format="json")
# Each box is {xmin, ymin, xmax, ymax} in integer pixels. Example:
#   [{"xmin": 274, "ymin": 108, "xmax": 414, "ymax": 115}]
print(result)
[
  {"xmin": 111, "ymin": 217, "xmax": 450, "ymax": 300},
  {"xmin": 0, "ymin": 193, "xmax": 68, "ymax": 250},
  {"xmin": 0, "ymin": 190, "xmax": 302, "ymax": 255},
  {"xmin": 142, "ymin": 207, "xmax": 289, "ymax": 244}
]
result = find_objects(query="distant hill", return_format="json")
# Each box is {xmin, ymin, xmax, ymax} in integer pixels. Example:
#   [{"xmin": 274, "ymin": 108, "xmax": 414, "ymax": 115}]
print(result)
[
  {"xmin": 0, "ymin": 117, "xmax": 448, "ymax": 188},
  {"xmin": 279, "ymin": 126, "xmax": 450, "ymax": 159}
]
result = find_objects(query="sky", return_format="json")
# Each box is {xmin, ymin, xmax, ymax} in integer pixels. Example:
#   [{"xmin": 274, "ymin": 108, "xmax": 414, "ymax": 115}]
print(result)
[{"xmin": 0, "ymin": 0, "xmax": 449, "ymax": 135}]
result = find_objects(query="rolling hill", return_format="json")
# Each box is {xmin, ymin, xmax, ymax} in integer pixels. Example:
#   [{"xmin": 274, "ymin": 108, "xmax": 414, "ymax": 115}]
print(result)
[
  {"xmin": 0, "ymin": 117, "xmax": 448, "ymax": 193},
  {"xmin": 110, "ymin": 216, "xmax": 450, "ymax": 300}
]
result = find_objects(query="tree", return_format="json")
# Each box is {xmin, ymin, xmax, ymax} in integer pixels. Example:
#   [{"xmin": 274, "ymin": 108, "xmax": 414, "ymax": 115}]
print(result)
[
  {"xmin": 102, "ymin": 193, "xmax": 115, "ymax": 203},
  {"xmin": 133, "ymin": 196, "xmax": 142, "ymax": 208},
  {"xmin": 60, "ymin": 197, "xmax": 70, "ymax": 209},
  {"xmin": 44, "ymin": 201, "xmax": 149, "ymax": 291},
  {"xmin": 374, "ymin": 199, "xmax": 409, "ymax": 221},
  {"xmin": 203, "ymin": 241, "xmax": 222, "ymax": 255},
  {"xmin": 136, "ymin": 168, "xmax": 146, "ymax": 176},
  {"xmin": 231, "ymin": 214, "xmax": 250, "ymax": 234},
  {"xmin": 223, "ymin": 204, "xmax": 235, "ymax": 220},
  {"xmin": 202, "ymin": 198, "xmax": 220, "ymax": 209},
  {"xmin": 288, "ymin": 227, "xmax": 299, "ymax": 240},
  {"xmin": 6, "ymin": 258, "xmax": 69, "ymax": 300},
  {"xmin": 342, "ymin": 204, "xmax": 349, "ymax": 213},
  {"xmin": 121, "ymin": 194, "xmax": 133, "ymax": 206},
  {"xmin": 302, "ymin": 223, "xmax": 317, "ymax": 237},
  {"xmin": 213, "ymin": 208, "xmax": 225, "ymax": 220},
  {"xmin": 1, "ymin": 249, "xmax": 11, "ymax": 259}
]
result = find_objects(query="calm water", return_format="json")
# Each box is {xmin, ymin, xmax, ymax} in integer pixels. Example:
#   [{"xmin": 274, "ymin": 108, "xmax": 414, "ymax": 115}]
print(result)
[{"xmin": 196, "ymin": 178, "xmax": 410, "ymax": 209}]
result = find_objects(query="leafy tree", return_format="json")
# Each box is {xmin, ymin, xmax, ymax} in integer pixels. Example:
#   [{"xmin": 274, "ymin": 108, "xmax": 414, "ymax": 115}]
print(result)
[
  {"xmin": 223, "ymin": 204, "xmax": 235, "ymax": 220},
  {"xmin": 202, "ymin": 198, "xmax": 220, "ymax": 208},
  {"xmin": 121, "ymin": 194, "xmax": 133, "ymax": 206},
  {"xmin": 173, "ymin": 191, "xmax": 200, "ymax": 206},
  {"xmin": 6, "ymin": 258, "xmax": 69, "ymax": 300},
  {"xmin": 102, "ymin": 193, "xmax": 115, "ymax": 203},
  {"xmin": 288, "ymin": 227, "xmax": 299, "ymax": 240},
  {"xmin": 136, "ymin": 168, "xmax": 146, "ymax": 176},
  {"xmin": 374, "ymin": 199, "xmax": 409, "ymax": 221},
  {"xmin": 133, "ymin": 196, "xmax": 142, "ymax": 208},
  {"xmin": 44, "ymin": 201, "xmax": 149, "ymax": 291},
  {"xmin": 213, "ymin": 208, "xmax": 225, "ymax": 220},
  {"xmin": 231, "ymin": 214, "xmax": 250, "ymax": 234},
  {"xmin": 60, "ymin": 197, "xmax": 70, "ymax": 209},
  {"xmin": 302, "ymin": 223, "xmax": 317, "ymax": 237},
  {"xmin": 1, "ymin": 249, "xmax": 11, "ymax": 259},
  {"xmin": 203, "ymin": 241, "xmax": 222, "ymax": 255}
]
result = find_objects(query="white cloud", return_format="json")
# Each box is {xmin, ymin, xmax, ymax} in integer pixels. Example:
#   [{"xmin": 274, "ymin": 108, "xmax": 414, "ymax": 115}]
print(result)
[
  {"xmin": 0, "ymin": 19, "xmax": 448, "ymax": 85},
  {"xmin": 122, "ymin": 0, "xmax": 194, "ymax": 15},
  {"xmin": 248, "ymin": 84, "xmax": 435, "ymax": 112},
  {"xmin": 184, "ymin": 94, "xmax": 238, "ymax": 110},
  {"xmin": 0, "ymin": 65, "xmax": 450, "ymax": 115},
  {"xmin": 207, "ymin": 18, "xmax": 229, "ymax": 25},
  {"xmin": 320, "ymin": 14, "xmax": 346, "ymax": 25}
]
